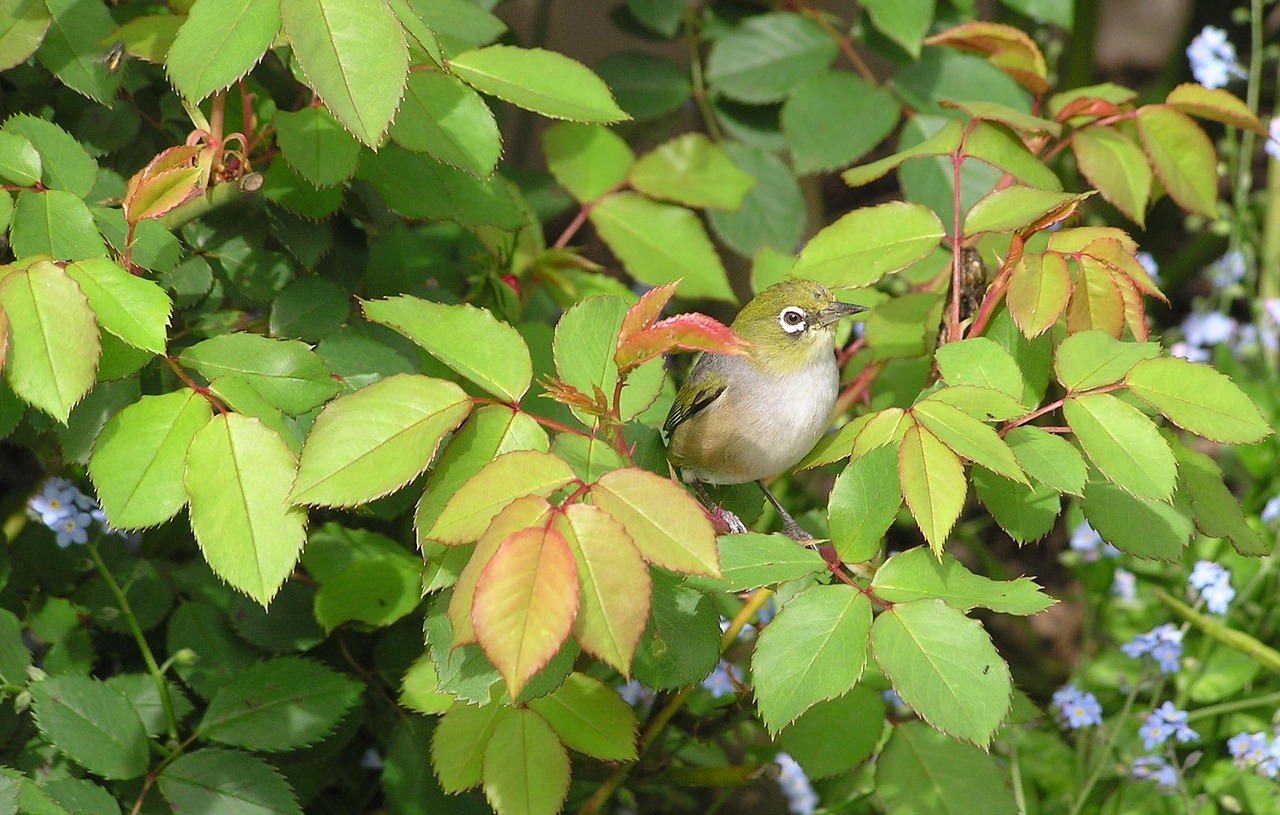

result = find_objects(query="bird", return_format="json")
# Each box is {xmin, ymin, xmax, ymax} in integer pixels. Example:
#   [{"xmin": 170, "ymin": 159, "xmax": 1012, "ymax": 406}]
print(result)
[{"xmin": 663, "ymin": 278, "xmax": 865, "ymax": 540}]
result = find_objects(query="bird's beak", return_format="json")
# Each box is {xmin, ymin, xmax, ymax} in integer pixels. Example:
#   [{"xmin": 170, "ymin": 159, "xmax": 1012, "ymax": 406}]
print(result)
[{"xmin": 814, "ymin": 300, "xmax": 866, "ymax": 327}]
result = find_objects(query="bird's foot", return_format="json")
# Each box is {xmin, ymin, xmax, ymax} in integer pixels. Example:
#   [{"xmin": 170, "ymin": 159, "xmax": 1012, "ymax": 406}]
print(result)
[
  {"xmin": 717, "ymin": 508, "xmax": 750, "ymax": 535},
  {"xmin": 781, "ymin": 520, "xmax": 815, "ymax": 544}
]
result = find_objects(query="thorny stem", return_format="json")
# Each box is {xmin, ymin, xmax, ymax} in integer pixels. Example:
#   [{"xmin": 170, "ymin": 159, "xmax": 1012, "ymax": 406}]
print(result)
[
  {"xmin": 87, "ymin": 542, "xmax": 179, "ymax": 745},
  {"xmin": 801, "ymin": 7, "xmax": 877, "ymax": 84},
  {"xmin": 553, "ymin": 181, "xmax": 627, "ymax": 249},
  {"xmin": 1000, "ymin": 382, "xmax": 1125, "ymax": 435},
  {"xmin": 164, "ymin": 356, "xmax": 229, "ymax": 413}
]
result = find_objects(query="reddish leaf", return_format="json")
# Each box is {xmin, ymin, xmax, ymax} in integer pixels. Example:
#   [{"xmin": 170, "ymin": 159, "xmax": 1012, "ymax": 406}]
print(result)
[
  {"xmin": 1166, "ymin": 83, "xmax": 1267, "ymax": 135},
  {"xmin": 123, "ymin": 144, "xmax": 207, "ymax": 224},
  {"xmin": 1080, "ymin": 237, "xmax": 1165, "ymax": 301},
  {"xmin": 1072, "ymin": 127, "xmax": 1152, "ymax": 226},
  {"xmin": 541, "ymin": 377, "xmax": 609, "ymax": 417},
  {"xmin": 1006, "ymin": 253, "xmax": 1070, "ymax": 339},
  {"xmin": 925, "ymin": 23, "xmax": 1048, "ymax": 95},
  {"xmin": 617, "ymin": 281, "xmax": 679, "ymax": 346},
  {"xmin": 472, "ymin": 526, "xmax": 579, "ymax": 697},
  {"xmin": 1116, "ymin": 274, "xmax": 1149, "ymax": 342},
  {"xmin": 614, "ymin": 312, "xmax": 748, "ymax": 373},
  {"xmin": 1066, "ymin": 260, "xmax": 1125, "ymax": 337},
  {"xmin": 0, "ymin": 306, "xmax": 8, "ymax": 374},
  {"xmin": 1053, "ymin": 97, "xmax": 1124, "ymax": 124}
]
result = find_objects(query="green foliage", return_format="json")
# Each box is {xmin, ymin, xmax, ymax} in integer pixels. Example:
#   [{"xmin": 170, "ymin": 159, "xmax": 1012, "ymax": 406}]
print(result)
[{"xmin": 1, "ymin": 1, "xmax": 1277, "ymax": 814}]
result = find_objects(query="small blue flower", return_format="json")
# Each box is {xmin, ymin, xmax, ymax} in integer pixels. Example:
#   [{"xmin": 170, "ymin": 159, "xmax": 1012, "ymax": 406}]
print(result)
[
  {"xmin": 1123, "ymin": 624, "xmax": 1183, "ymax": 674},
  {"xmin": 1139, "ymin": 702, "xmax": 1199, "ymax": 750},
  {"xmin": 1136, "ymin": 252, "xmax": 1160, "ymax": 285},
  {"xmin": 1268, "ymin": 118, "xmax": 1280, "ymax": 161},
  {"xmin": 701, "ymin": 661, "xmax": 739, "ymax": 698},
  {"xmin": 756, "ymin": 597, "xmax": 777, "ymax": 626},
  {"xmin": 1132, "ymin": 755, "xmax": 1179, "ymax": 792},
  {"xmin": 775, "ymin": 753, "xmax": 819, "ymax": 815},
  {"xmin": 1111, "ymin": 568, "xmax": 1137, "ymax": 601},
  {"xmin": 1264, "ymin": 299, "xmax": 1280, "ymax": 327},
  {"xmin": 1208, "ymin": 250, "xmax": 1248, "ymax": 288},
  {"xmin": 1170, "ymin": 341, "xmax": 1211, "ymax": 363},
  {"xmin": 28, "ymin": 478, "xmax": 80, "ymax": 527},
  {"xmin": 1187, "ymin": 26, "xmax": 1243, "ymax": 90},
  {"xmin": 1051, "ymin": 684, "xmax": 1103, "ymax": 729},
  {"xmin": 1070, "ymin": 521, "xmax": 1119, "ymax": 562},
  {"xmin": 1189, "ymin": 560, "xmax": 1234, "ymax": 615},
  {"xmin": 616, "ymin": 679, "xmax": 654, "ymax": 709},
  {"xmin": 1182, "ymin": 311, "xmax": 1238, "ymax": 347},
  {"xmin": 55, "ymin": 511, "xmax": 93, "ymax": 548},
  {"xmin": 1261, "ymin": 495, "xmax": 1280, "ymax": 524}
]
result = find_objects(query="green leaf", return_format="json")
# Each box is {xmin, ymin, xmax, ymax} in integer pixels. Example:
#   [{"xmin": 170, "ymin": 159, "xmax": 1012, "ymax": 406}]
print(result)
[
  {"xmin": 273, "ymin": 106, "xmax": 361, "ymax": 187},
  {"xmin": 2, "ymin": 115, "xmax": 97, "ymax": 196},
  {"xmin": 407, "ymin": 0, "xmax": 504, "ymax": 47},
  {"xmin": 0, "ymin": 609, "xmax": 30, "ymax": 687},
  {"xmin": 280, "ymin": 0, "xmax": 408, "ymax": 146},
  {"xmin": 356, "ymin": 146, "xmax": 523, "ymax": 228},
  {"xmin": 159, "ymin": 748, "xmax": 301, "ymax": 815},
  {"xmin": 166, "ymin": 0, "xmax": 279, "ymax": 102},
  {"xmin": 1135, "ymin": 104, "xmax": 1217, "ymax": 218},
  {"xmin": 1081, "ymin": 479, "xmax": 1191, "ymax": 560},
  {"xmin": 912, "ymin": 400, "xmax": 1026, "ymax": 483},
  {"xmin": 400, "ymin": 656, "xmax": 453, "ymax": 715},
  {"xmin": 862, "ymin": 0, "xmax": 934, "ymax": 57},
  {"xmin": 314, "ymin": 556, "xmax": 422, "ymax": 630},
  {"xmin": 777, "ymin": 687, "xmax": 886, "ymax": 779},
  {"xmin": 0, "ymin": 259, "xmax": 99, "ymax": 422},
  {"xmin": 933, "ymin": 337, "xmax": 1024, "ymax": 399},
  {"xmin": 481, "ymin": 708, "xmax": 571, "ymax": 815},
  {"xmin": 629, "ymin": 133, "xmax": 754, "ymax": 210},
  {"xmin": 1067, "ymin": 263, "xmax": 1124, "ymax": 339},
  {"xmin": 472, "ymin": 525, "xmax": 579, "ymax": 697},
  {"xmin": 1175, "ymin": 444, "xmax": 1269, "ymax": 557},
  {"xmin": 920, "ymin": 386, "xmax": 1026, "ymax": 422},
  {"xmin": 540, "ymin": 122, "xmax": 633, "ymax": 203},
  {"xmin": 269, "ymin": 277, "xmax": 348, "ymax": 343},
  {"xmin": 871, "ymin": 599, "xmax": 1011, "ymax": 744},
  {"xmin": 712, "ymin": 532, "xmax": 827, "ymax": 590},
  {"xmin": 363, "ymin": 295, "xmax": 533, "ymax": 403},
  {"xmin": 877, "ymin": 721, "xmax": 1018, "ymax": 815},
  {"xmin": 588, "ymin": 192, "xmax": 734, "ymax": 302},
  {"xmin": 828, "ymin": 446, "xmax": 903, "ymax": 563},
  {"xmin": 591, "ymin": 467, "xmax": 720, "ymax": 578},
  {"xmin": 924, "ymin": 21, "xmax": 1047, "ymax": 95},
  {"xmin": 594, "ymin": 52, "xmax": 690, "ymax": 121},
  {"xmin": 291, "ymin": 374, "xmax": 469, "ymax": 507},
  {"xmin": 527, "ymin": 672, "xmax": 637, "ymax": 761},
  {"xmin": 963, "ymin": 186, "xmax": 1086, "ymax": 236},
  {"xmin": 973, "ymin": 467, "xmax": 1060, "ymax": 543},
  {"xmin": 1054, "ymin": 330, "xmax": 1159, "ymax": 391},
  {"xmin": 449, "ymin": 45, "xmax": 627, "ymax": 123},
  {"xmin": 551, "ymin": 296, "xmax": 664, "ymax": 424},
  {"xmin": 30, "ymin": 675, "xmax": 149, "ymax": 780},
  {"xmin": 872, "ymin": 547, "xmax": 1053, "ymax": 614},
  {"xmin": 1125, "ymin": 357, "xmax": 1272, "ymax": 445},
  {"xmin": 1073, "ymin": 126, "xmax": 1152, "ymax": 226},
  {"xmin": 208, "ymin": 376, "xmax": 301, "ymax": 453},
  {"xmin": 1063, "ymin": 392, "xmax": 1175, "ymax": 499},
  {"xmin": 792, "ymin": 201, "xmax": 945, "ymax": 287},
  {"xmin": 841, "ymin": 118, "xmax": 964, "ymax": 188},
  {"xmin": 433, "ymin": 702, "xmax": 511, "ymax": 792},
  {"xmin": 64, "ymin": 257, "xmax": 172, "ymax": 354},
  {"xmin": 1165, "ymin": 82, "xmax": 1266, "ymax": 134},
  {"xmin": 554, "ymin": 503, "xmax": 650, "ymax": 675},
  {"xmin": 898, "ymin": 423, "xmax": 966, "ymax": 553},
  {"xmin": 633, "ymin": 570, "xmax": 720, "ymax": 690},
  {"xmin": 391, "ymin": 71, "xmax": 501, "ymax": 177},
  {"xmin": 964, "ymin": 121, "xmax": 1063, "ymax": 191},
  {"xmin": 752, "ymin": 585, "xmax": 872, "ymax": 734},
  {"xmin": 40, "ymin": 777, "xmax": 120, "ymax": 814},
  {"xmin": 706, "ymin": 142, "xmax": 805, "ymax": 259},
  {"xmin": 424, "ymin": 450, "xmax": 575, "ymax": 545},
  {"xmin": 550, "ymin": 433, "xmax": 626, "ymax": 483},
  {"xmin": 0, "ymin": 131, "xmax": 41, "ymax": 186},
  {"xmin": 197, "ymin": 657, "xmax": 362, "ymax": 751},
  {"xmin": 89, "ymin": 389, "xmax": 211, "ymax": 529},
  {"xmin": 1006, "ymin": 252, "xmax": 1071, "ymax": 338},
  {"xmin": 36, "ymin": 0, "xmax": 123, "ymax": 105},
  {"xmin": 179, "ymin": 333, "xmax": 340, "ymax": 415},
  {"xmin": 184, "ymin": 414, "xmax": 309, "ymax": 605},
  {"xmin": 1004, "ymin": 425, "xmax": 1086, "ymax": 494},
  {"xmin": 0, "ymin": 0, "xmax": 49, "ymax": 74},
  {"xmin": 11, "ymin": 188, "xmax": 107, "ymax": 260},
  {"xmin": 705, "ymin": 12, "xmax": 836, "ymax": 104}
]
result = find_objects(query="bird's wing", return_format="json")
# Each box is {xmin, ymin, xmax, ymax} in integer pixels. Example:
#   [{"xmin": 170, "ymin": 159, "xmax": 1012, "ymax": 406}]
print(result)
[{"xmin": 662, "ymin": 376, "xmax": 726, "ymax": 438}]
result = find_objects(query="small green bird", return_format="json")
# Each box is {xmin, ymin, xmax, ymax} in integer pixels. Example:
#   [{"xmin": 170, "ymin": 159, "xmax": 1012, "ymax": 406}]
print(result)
[{"xmin": 664, "ymin": 278, "xmax": 865, "ymax": 540}]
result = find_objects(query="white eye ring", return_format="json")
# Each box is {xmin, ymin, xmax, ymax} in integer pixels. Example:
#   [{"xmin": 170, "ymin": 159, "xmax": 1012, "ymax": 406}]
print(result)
[{"xmin": 778, "ymin": 306, "xmax": 807, "ymax": 334}]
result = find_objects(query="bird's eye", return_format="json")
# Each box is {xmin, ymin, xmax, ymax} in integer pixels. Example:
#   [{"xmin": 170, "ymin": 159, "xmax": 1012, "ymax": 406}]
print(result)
[{"xmin": 778, "ymin": 306, "xmax": 807, "ymax": 334}]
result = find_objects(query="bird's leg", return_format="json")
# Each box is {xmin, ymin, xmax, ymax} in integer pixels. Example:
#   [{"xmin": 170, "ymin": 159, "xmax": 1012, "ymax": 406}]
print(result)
[
  {"xmin": 756, "ymin": 480, "xmax": 814, "ymax": 543},
  {"xmin": 690, "ymin": 480, "xmax": 749, "ymax": 535}
]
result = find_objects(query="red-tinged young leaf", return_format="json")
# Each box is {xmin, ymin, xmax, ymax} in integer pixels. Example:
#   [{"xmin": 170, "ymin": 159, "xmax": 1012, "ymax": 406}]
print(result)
[
  {"xmin": 472, "ymin": 525, "xmax": 579, "ymax": 697},
  {"xmin": 897, "ymin": 423, "xmax": 966, "ymax": 555},
  {"xmin": 963, "ymin": 186, "xmax": 1086, "ymax": 238},
  {"xmin": 1066, "ymin": 260, "xmax": 1125, "ymax": 337},
  {"xmin": 0, "ymin": 259, "xmax": 99, "ymax": 423},
  {"xmin": 291, "ymin": 374, "xmax": 471, "ymax": 507},
  {"xmin": 1048, "ymin": 83, "xmax": 1137, "ymax": 119},
  {"xmin": 1166, "ymin": 83, "xmax": 1267, "ymax": 135},
  {"xmin": 527, "ymin": 672, "xmax": 638, "ymax": 761},
  {"xmin": 89, "ymin": 389, "xmax": 212, "ymax": 529},
  {"xmin": 1135, "ymin": 104, "xmax": 1218, "ymax": 218},
  {"xmin": 1072, "ymin": 126, "xmax": 1152, "ymax": 226},
  {"xmin": 1117, "ymin": 276, "xmax": 1149, "ymax": 341},
  {"xmin": 554, "ymin": 504, "xmax": 649, "ymax": 675},
  {"xmin": 482, "ymin": 708, "xmax": 571, "ymax": 815},
  {"xmin": 870, "ymin": 599, "xmax": 1012, "ymax": 745},
  {"xmin": 1080, "ymin": 237, "xmax": 1164, "ymax": 300},
  {"xmin": 1054, "ymin": 96, "xmax": 1124, "ymax": 123},
  {"xmin": 1125, "ymin": 357, "xmax": 1272, "ymax": 445},
  {"xmin": 184, "ymin": 414, "xmax": 308, "ymax": 606},
  {"xmin": 614, "ymin": 313, "xmax": 748, "ymax": 372},
  {"xmin": 449, "ymin": 496, "xmax": 556, "ymax": 645},
  {"xmin": 1006, "ymin": 253, "xmax": 1071, "ymax": 338},
  {"xmin": 924, "ymin": 22, "xmax": 1048, "ymax": 95},
  {"xmin": 617, "ymin": 281, "xmax": 678, "ymax": 346},
  {"xmin": 432, "ymin": 702, "xmax": 512, "ymax": 792},
  {"xmin": 1063, "ymin": 392, "xmax": 1176, "ymax": 500},
  {"xmin": 751, "ymin": 585, "xmax": 872, "ymax": 734},
  {"xmin": 424, "ymin": 450, "xmax": 576, "ymax": 545},
  {"xmin": 590, "ymin": 468, "xmax": 720, "ymax": 578},
  {"xmin": 123, "ymin": 165, "xmax": 203, "ymax": 224}
]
